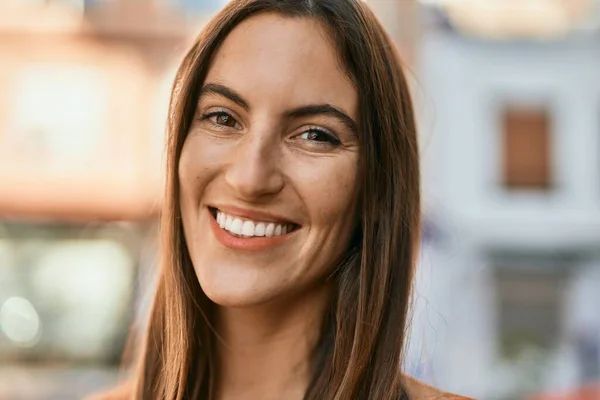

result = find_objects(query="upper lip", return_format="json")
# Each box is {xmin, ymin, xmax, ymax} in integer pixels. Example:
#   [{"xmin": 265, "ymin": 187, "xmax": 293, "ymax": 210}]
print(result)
[{"xmin": 210, "ymin": 205, "xmax": 300, "ymax": 226}]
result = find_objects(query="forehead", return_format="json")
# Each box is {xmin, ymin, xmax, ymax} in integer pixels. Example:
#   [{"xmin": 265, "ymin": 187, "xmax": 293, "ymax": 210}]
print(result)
[{"xmin": 203, "ymin": 13, "xmax": 357, "ymax": 117}]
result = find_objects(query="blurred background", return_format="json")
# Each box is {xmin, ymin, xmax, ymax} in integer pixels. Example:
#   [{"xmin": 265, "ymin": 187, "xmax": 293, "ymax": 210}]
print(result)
[{"xmin": 0, "ymin": 0, "xmax": 599, "ymax": 399}]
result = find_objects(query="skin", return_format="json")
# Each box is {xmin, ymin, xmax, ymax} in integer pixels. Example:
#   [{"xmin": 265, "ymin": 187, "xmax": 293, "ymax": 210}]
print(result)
[{"xmin": 178, "ymin": 13, "xmax": 359, "ymax": 400}]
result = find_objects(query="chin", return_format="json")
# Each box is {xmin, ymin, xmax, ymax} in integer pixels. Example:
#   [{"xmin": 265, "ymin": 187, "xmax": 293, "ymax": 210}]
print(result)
[{"xmin": 195, "ymin": 265, "xmax": 287, "ymax": 308}]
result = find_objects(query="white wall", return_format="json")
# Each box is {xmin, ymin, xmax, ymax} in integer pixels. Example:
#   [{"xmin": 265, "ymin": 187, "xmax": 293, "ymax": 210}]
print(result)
[{"xmin": 419, "ymin": 32, "xmax": 600, "ymax": 249}]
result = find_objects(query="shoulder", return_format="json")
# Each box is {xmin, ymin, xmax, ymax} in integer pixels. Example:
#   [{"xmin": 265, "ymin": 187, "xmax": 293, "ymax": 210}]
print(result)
[{"xmin": 403, "ymin": 375, "xmax": 475, "ymax": 400}]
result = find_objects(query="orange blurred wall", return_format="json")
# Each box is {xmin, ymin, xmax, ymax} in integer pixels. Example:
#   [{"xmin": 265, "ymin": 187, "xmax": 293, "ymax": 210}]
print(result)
[{"xmin": 0, "ymin": 1, "xmax": 189, "ymax": 222}]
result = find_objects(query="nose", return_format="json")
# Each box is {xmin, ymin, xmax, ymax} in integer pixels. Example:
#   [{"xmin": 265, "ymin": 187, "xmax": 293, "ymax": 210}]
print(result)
[{"xmin": 224, "ymin": 134, "xmax": 284, "ymax": 201}]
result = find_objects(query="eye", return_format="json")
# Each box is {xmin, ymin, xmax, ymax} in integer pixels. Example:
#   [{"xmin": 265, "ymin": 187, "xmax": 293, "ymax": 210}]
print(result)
[
  {"xmin": 202, "ymin": 111, "xmax": 241, "ymax": 130},
  {"xmin": 297, "ymin": 127, "xmax": 341, "ymax": 146}
]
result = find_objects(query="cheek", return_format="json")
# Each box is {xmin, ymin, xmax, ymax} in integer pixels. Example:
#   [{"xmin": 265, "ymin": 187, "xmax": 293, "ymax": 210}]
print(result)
[
  {"xmin": 178, "ymin": 141, "xmax": 199, "ymax": 205},
  {"xmin": 178, "ymin": 139, "xmax": 214, "ymax": 223},
  {"xmin": 297, "ymin": 155, "xmax": 359, "ymax": 231},
  {"xmin": 178, "ymin": 135, "xmax": 223, "ymax": 203}
]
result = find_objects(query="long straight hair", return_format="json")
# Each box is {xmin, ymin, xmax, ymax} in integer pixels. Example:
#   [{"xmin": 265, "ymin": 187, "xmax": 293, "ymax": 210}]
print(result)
[{"xmin": 131, "ymin": 0, "xmax": 421, "ymax": 398}]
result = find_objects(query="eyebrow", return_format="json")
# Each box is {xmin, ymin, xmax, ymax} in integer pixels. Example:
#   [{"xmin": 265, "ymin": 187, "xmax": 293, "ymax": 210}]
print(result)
[
  {"xmin": 284, "ymin": 105, "xmax": 358, "ymax": 136},
  {"xmin": 199, "ymin": 83, "xmax": 249, "ymax": 110},
  {"xmin": 198, "ymin": 83, "xmax": 358, "ymax": 135}
]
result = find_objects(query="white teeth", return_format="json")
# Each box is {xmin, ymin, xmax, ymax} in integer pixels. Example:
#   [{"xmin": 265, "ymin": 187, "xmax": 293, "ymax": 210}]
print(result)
[
  {"xmin": 215, "ymin": 210, "xmax": 294, "ymax": 238},
  {"xmin": 265, "ymin": 223, "xmax": 275, "ymax": 237},
  {"xmin": 255, "ymin": 223, "xmax": 266, "ymax": 237},
  {"xmin": 242, "ymin": 220, "xmax": 255, "ymax": 236},
  {"xmin": 230, "ymin": 218, "xmax": 243, "ymax": 235}
]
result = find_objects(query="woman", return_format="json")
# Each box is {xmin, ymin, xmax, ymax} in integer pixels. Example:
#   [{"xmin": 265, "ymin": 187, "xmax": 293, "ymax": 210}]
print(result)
[{"xmin": 94, "ymin": 0, "xmax": 470, "ymax": 399}]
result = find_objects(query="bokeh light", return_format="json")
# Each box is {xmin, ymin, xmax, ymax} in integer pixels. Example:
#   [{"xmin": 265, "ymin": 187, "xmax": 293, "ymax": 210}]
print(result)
[{"xmin": 0, "ymin": 297, "xmax": 41, "ymax": 347}]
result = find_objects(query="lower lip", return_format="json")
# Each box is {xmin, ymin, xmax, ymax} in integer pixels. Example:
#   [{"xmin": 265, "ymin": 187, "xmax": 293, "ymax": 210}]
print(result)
[{"xmin": 208, "ymin": 209, "xmax": 297, "ymax": 251}]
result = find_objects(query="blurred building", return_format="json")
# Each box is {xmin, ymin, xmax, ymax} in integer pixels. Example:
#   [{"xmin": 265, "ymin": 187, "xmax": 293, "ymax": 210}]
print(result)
[
  {"xmin": 438, "ymin": 0, "xmax": 599, "ymax": 39},
  {"xmin": 0, "ymin": 1, "xmax": 196, "ymax": 221},
  {"xmin": 366, "ymin": 0, "xmax": 420, "ymax": 66},
  {"xmin": 410, "ymin": 1, "xmax": 600, "ymax": 399},
  {"xmin": 0, "ymin": 0, "xmax": 196, "ymax": 398}
]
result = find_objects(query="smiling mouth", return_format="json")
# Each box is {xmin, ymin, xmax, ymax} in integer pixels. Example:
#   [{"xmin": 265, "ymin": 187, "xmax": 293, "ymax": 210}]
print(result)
[{"xmin": 209, "ymin": 207, "xmax": 299, "ymax": 239}]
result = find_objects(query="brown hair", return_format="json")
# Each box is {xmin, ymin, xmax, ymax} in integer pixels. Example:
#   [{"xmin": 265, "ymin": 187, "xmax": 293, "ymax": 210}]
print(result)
[{"xmin": 129, "ymin": 0, "xmax": 421, "ymax": 398}]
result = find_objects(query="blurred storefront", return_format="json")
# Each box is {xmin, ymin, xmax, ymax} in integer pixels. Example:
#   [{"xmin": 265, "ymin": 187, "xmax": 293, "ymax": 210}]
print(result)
[{"xmin": 0, "ymin": 1, "xmax": 193, "ymax": 398}]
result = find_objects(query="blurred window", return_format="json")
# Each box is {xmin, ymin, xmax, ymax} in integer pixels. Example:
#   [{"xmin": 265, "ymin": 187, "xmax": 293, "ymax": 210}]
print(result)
[
  {"xmin": 8, "ymin": 64, "xmax": 108, "ymax": 167},
  {"xmin": 493, "ymin": 256, "xmax": 570, "ymax": 358},
  {"xmin": 502, "ymin": 107, "xmax": 553, "ymax": 190}
]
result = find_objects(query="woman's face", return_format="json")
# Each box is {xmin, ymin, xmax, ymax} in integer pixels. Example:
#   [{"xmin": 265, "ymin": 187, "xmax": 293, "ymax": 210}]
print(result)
[{"xmin": 179, "ymin": 13, "xmax": 359, "ymax": 307}]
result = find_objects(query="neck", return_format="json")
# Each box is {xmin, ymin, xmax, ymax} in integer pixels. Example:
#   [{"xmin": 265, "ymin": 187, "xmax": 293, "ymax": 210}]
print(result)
[{"xmin": 213, "ymin": 285, "xmax": 331, "ymax": 400}]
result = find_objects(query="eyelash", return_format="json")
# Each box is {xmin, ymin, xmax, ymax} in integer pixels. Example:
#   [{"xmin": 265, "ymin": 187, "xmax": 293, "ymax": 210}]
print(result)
[
  {"xmin": 201, "ymin": 110, "xmax": 240, "ymax": 130},
  {"xmin": 298, "ymin": 127, "xmax": 341, "ymax": 146},
  {"xmin": 200, "ymin": 110, "xmax": 341, "ymax": 146}
]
